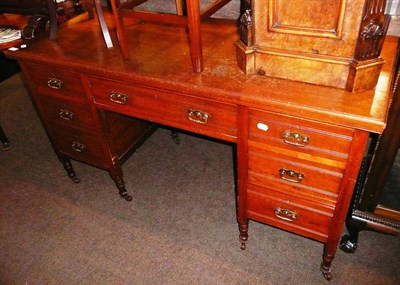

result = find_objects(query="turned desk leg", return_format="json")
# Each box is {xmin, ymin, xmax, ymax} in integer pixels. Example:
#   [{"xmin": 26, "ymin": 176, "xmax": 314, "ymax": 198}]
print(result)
[
  {"xmin": 237, "ymin": 106, "xmax": 249, "ymax": 250},
  {"xmin": 109, "ymin": 164, "xmax": 132, "ymax": 202},
  {"xmin": 60, "ymin": 156, "xmax": 80, "ymax": 183},
  {"xmin": 320, "ymin": 249, "xmax": 334, "ymax": 281},
  {"xmin": 321, "ymin": 235, "xmax": 344, "ymax": 280},
  {"xmin": 113, "ymin": 176, "xmax": 133, "ymax": 202},
  {"xmin": 170, "ymin": 130, "xmax": 180, "ymax": 144},
  {"xmin": 239, "ymin": 221, "xmax": 248, "ymax": 250}
]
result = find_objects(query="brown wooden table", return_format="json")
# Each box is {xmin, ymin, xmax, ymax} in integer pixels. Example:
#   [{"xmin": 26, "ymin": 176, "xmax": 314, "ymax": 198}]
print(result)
[{"xmin": 3, "ymin": 13, "xmax": 399, "ymax": 280}]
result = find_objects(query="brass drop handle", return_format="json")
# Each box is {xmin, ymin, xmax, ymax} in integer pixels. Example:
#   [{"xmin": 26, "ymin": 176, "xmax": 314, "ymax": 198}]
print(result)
[
  {"xmin": 109, "ymin": 91, "xmax": 128, "ymax": 105},
  {"xmin": 71, "ymin": 142, "xmax": 86, "ymax": 153},
  {"xmin": 282, "ymin": 131, "xmax": 310, "ymax": 147},
  {"xmin": 279, "ymin": 168, "xmax": 304, "ymax": 183},
  {"xmin": 187, "ymin": 109, "xmax": 209, "ymax": 124},
  {"xmin": 275, "ymin": 208, "xmax": 298, "ymax": 222},
  {"xmin": 47, "ymin": 78, "xmax": 63, "ymax": 89},
  {"xmin": 59, "ymin": 109, "xmax": 74, "ymax": 121}
]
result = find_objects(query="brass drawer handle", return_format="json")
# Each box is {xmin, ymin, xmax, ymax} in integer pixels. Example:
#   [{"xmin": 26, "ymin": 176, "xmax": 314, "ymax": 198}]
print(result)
[
  {"xmin": 71, "ymin": 142, "xmax": 87, "ymax": 153},
  {"xmin": 47, "ymin": 78, "xmax": 63, "ymax": 89},
  {"xmin": 275, "ymin": 208, "xmax": 298, "ymax": 222},
  {"xmin": 109, "ymin": 91, "xmax": 128, "ymax": 105},
  {"xmin": 283, "ymin": 131, "xmax": 310, "ymax": 147},
  {"xmin": 187, "ymin": 109, "xmax": 209, "ymax": 124},
  {"xmin": 59, "ymin": 109, "xmax": 74, "ymax": 121},
  {"xmin": 279, "ymin": 168, "xmax": 304, "ymax": 183}
]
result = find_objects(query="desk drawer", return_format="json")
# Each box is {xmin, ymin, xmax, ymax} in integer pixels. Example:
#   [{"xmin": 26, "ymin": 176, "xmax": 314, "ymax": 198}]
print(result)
[
  {"xmin": 247, "ymin": 185, "xmax": 334, "ymax": 242},
  {"xmin": 89, "ymin": 77, "xmax": 237, "ymax": 142},
  {"xmin": 248, "ymin": 147, "xmax": 342, "ymax": 205},
  {"xmin": 249, "ymin": 109, "xmax": 353, "ymax": 161},
  {"xmin": 35, "ymin": 94, "xmax": 97, "ymax": 132},
  {"xmin": 46, "ymin": 128, "xmax": 108, "ymax": 169},
  {"xmin": 22, "ymin": 62, "xmax": 85, "ymax": 99}
]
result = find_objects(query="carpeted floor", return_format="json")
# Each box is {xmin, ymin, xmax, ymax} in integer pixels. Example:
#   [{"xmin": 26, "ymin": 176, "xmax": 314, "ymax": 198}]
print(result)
[{"xmin": 1, "ymin": 71, "xmax": 399, "ymax": 285}]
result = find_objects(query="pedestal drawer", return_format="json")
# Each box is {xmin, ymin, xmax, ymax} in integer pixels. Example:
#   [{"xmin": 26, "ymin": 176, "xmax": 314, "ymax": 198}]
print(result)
[
  {"xmin": 248, "ymin": 146, "xmax": 344, "ymax": 205},
  {"xmin": 36, "ymin": 95, "xmax": 97, "ymax": 132},
  {"xmin": 89, "ymin": 77, "xmax": 237, "ymax": 142},
  {"xmin": 247, "ymin": 185, "xmax": 334, "ymax": 242},
  {"xmin": 46, "ymin": 128, "xmax": 108, "ymax": 169},
  {"xmin": 22, "ymin": 62, "xmax": 85, "ymax": 99},
  {"xmin": 249, "ymin": 109, "xmax": 354, "ymax": 161}
]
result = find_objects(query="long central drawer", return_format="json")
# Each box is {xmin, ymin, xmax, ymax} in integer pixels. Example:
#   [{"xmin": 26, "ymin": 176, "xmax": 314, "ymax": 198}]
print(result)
[{"xmin": 88, "ymin": 76, "xmax": 237, "ymax": 142}]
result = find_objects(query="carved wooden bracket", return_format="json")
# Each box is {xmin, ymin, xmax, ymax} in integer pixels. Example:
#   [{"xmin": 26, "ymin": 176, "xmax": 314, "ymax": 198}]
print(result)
[
  {"xmin": 238, "ymin": 0, "xmax": 252, "ymax": 45},
  {"xmin": 355, "ymin": 0, "xmax": 391, "ymax": 60}
]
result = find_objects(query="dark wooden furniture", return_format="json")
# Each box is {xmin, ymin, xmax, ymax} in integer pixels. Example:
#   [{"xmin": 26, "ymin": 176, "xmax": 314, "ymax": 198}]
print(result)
[
  {"xmin": 109, "ymin": 0, "xmax": 232, "ymax": 72},
  {"xmin": 236, "ymin": 0, "xmax": 391, "ymax": 92},
  {"xmin": 340, "ymin": 38, "xmax": 400, "ymax": 253},
  {"xmin": 3, "ymin": 12, "xmax": 399, "ymax": 280},
  {"xmin": 0, "ymin": 0, "xmax": 59, "ymax": 40}
]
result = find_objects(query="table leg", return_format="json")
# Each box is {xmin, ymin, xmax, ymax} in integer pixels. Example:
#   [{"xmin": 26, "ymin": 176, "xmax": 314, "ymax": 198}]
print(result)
[{"xmin": 60, "ymin": 156, "xmax": 80, "ymax": 183}]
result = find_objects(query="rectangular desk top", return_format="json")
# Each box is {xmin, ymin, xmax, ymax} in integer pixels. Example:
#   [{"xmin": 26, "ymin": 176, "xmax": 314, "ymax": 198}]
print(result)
[{"xmin": 3, "ymin": 13, "xmax": 399, "ymax": 134}]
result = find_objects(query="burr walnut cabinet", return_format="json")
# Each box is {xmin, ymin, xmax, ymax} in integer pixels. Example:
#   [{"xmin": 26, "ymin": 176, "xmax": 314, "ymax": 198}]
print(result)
[
  {"xmin": 3, "ymin": 11, "xmax": 398, "ymax": 280},
  {"xmin": 236, "ymin": 0, "xmax": 391, "ymax": 92}
]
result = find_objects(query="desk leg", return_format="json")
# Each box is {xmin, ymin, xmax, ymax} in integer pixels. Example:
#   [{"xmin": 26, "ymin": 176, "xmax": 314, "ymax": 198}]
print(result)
[
  {"xmin": 60, "ymin": 155, "xmax": 80, "ymax": 183},
  {"xmin": 320, "ymin": 130, "xmax": 370, "ymax": 280},
  {"xmin": 239, "ymin": 221, "xmax": 248, "ymax": 250},
  {"xmin": 109, "ymin": 163, "xmax": 133, "ymax": 202},
  {"xmin": 237, "ymin": 106, "xmax": 249, "ymax": 250}
]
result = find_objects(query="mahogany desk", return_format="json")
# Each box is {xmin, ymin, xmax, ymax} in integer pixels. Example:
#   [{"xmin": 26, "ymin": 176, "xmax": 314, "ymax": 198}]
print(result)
[{"xmin": 4, "ymin": 14, "xmax": 399, "ymax": 280}]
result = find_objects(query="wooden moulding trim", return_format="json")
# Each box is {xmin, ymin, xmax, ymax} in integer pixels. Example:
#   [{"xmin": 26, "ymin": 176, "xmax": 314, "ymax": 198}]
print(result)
[
  {"xmin": 267, "ymin": 0, "xmax": 347, "ymax": 39},
  {"xmin": 255, "ymin": 47, "xmax": 351, "ymax": 66},
  {"xmin": 349, "ymin": 57, "xmax": 386, "ymax": 70}
]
